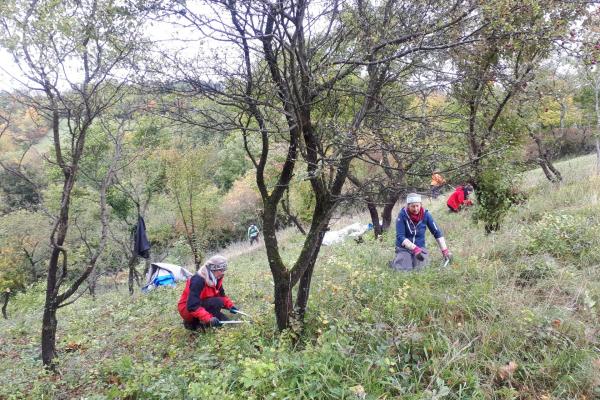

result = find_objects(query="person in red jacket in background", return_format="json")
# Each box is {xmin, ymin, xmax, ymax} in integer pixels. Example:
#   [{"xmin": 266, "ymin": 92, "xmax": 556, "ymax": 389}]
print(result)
[
  {"xmin": 447, "ymin": 184, "xmax": 474, "ymax": 212},
  {"xmin": 178, "ymin": 255, "xmax": 239, "ymax": 330}
]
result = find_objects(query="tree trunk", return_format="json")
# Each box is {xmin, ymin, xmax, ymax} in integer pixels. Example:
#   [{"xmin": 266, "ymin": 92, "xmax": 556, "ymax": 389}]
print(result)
[
  {"xmin": 41, "ymin": 301, "xmax": 58, "ymax": 369},
  {"xmin": 381, "ymin": 192, "xmax": 401, "ymax": 231},
  {"xmin": 2, "ymin": 291, "xmax": 9, "ymax": 319},
  {"xmin": 43, "ymin": 228, "xmax": 67, "ymax": 368},
  {"xmin": 295, "ymin": 266, "xmax": 314, "ymax": 323},
  {"xmin": 546, "ymin": 160, "xmax": 562, "ymax": 182},
  {"xmin": 23, "ymin": 248, "xmax": 39, "ymax": 282},
  {"xmin": 190, "ymin": 233, "xmax": 202, "ymax": 271},
  {"xmin": 289, "ymin": 215, "xmax": 307, "ymax": 235},
  {"xmin": 366, "ymin": 200, "xmax": 382, "ymax": 238},
  {"xmin": 88, "ymin": 281, "xmax": 96, "ymax": 299},
  {"xmin": 532, "ymin": 134, "xmax": 562, "ymax": 183},
  {"xmin": 273, "ymin": 272, "xmax": 293, "ymax": 330},
  {"xmin": 87, "ymin": 270, "xmax": 97, "ymax": 299},
  {"xmin": 41, "ymin": 138, "xmax": 75, "ymax": 367},
  {"xmin": 538, "ymin": 159, "xmax": 557, "ymax": 183},
  {"xmin": 484, "ymin": 222, "xmax": 500, "ymax": 234},
  {"xmin": 127, "ymin": 254, "xmax": 139, "ymax": 295},
  {"xmin": 262, "ymin": 197, "xmax": 294, "ymax": 330},
  {"xmin": 295, "ymin": 228, "xmax": 327, "ymax": 322},
  {"xmin": 143, "ymin": 258, "xmax": 151, "ymax": 276},
  {"xmin": 128, "ymin": 265, "xmax": 135, "ymax": 295}
]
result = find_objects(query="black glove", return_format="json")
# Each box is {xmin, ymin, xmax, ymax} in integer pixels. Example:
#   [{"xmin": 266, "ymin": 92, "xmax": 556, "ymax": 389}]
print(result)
[
  {"xmin": 229, "ymin": 306, "xmax": 239, "ymax": 314},
  {"xmin": 413, "ymin": 246, "xmax": 425, "ymax": 261},
  {"xmin": 209, "ymin": 317, "xmax": 222, "ymax": 327}
]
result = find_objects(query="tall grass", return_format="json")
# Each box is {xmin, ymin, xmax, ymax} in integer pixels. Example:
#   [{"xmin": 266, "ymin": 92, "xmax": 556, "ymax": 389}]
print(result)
[{"xmin": 0, "ymin": 155, "xmax": 599, "ymax": 399}]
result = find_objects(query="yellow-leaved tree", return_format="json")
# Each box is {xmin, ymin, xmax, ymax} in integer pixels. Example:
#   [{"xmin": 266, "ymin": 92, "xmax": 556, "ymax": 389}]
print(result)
[{"xmin": 164, "ymin": 148, "xmax": 220, "ymax": 270}]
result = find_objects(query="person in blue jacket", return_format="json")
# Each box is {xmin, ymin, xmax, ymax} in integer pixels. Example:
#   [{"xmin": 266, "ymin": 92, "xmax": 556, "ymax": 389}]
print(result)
[{"xmin": 391, "ymin": 193, "xmax": 451, "ymax": 271}]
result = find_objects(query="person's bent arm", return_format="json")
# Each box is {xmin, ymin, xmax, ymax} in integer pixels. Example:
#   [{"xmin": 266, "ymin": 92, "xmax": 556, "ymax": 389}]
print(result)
[
  {"xmin": 426, "ymin": 214, "xmax": 450, "ymax": 256},
  {"xmin": 396, "ymin": 212, "xmax": 411, "ymax": 249},
  {"xmin": 426, "ymin": 213, "xmax": 443, "ymax": 239},
  {"xmin": 218, "ymin": 285, "xmax": 234, "ymax": 309},
  {"xmin": 401, "ymin": 238, "xmax": 417, "ymax": 251},
  {"xmin": 457, "ymin": 190, "xmax": 466, "ymax": 208}
]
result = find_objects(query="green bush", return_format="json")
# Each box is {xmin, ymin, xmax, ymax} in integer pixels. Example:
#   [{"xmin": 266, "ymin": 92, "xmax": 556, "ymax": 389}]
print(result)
[
  {"xmin": 2, "ymin": 155, "xmax": 600, "ymax": 399},
  {"xmin": 473, "ymin": 167, "xmax": 525, "ymax": 233},
  {"xmin": 527, "ymin": 213, "xmax": 600, "ymax": 265},
  {"xmin": 515, "ymin": 257, "xmax": 556, "ymax": 286}
]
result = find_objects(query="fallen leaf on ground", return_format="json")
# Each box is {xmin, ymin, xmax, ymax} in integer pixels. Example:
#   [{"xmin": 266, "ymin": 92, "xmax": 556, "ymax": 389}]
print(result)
[
  {"xmin": 350, "ymin": 384, "xmax": 366, "ymax": 399},
  {"xmin": 497, "ymin": 361, "xmax": 518, "ymax": 381}
]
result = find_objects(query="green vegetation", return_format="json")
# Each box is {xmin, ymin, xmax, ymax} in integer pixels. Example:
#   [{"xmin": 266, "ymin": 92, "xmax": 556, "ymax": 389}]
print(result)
[
  {"xmin": 1, "ymin": 0, "xmax": 599, "ymax": 390},
  {"xmin": 1, "ymin": 155, "xmax": 598, "ymax": 399}
]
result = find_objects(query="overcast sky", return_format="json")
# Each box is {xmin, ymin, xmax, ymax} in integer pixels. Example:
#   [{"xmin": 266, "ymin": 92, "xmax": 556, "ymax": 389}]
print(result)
[{"xmin": 0, "ymin": 3, "xmax": 236, "ymax": 93}]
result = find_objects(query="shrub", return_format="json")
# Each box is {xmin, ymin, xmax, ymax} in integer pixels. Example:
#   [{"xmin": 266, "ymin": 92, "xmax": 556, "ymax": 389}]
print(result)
[
  {"xmin": 527, "ymin": 213, "xmax": 600, "ymax": 265},
  {"xmin": 515, "ymin": 257, "xmax": 556, "ymax": 286},
  {"xmin": 474, "ymin": 168, "xmax": 523, "ymax": 233}
]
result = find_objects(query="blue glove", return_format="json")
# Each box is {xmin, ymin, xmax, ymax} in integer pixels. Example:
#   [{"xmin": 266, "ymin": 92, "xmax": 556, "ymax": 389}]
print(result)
[
  {"xmin": 209, "ymin": 317, "xmax": 222, "ymax": 327},
  {"xmin": 229, "ymin": 306, "xmax": 239, "ymax": 314}
]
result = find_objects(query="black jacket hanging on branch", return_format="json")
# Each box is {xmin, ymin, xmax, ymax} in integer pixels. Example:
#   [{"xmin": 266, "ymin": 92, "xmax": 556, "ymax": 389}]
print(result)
[{"xmin": 134, "ymin": 215, "xmax": 151, "ymax": 259}]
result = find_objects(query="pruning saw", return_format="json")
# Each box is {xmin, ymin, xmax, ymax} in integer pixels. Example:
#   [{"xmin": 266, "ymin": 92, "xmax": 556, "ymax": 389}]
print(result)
[
  {"xmin": 219, "ymin": 320, "xmax": 250, "ymax": 325},
  {"xmin": 234, "ymin": 310, "xmax": 253, "ymax": 319}
]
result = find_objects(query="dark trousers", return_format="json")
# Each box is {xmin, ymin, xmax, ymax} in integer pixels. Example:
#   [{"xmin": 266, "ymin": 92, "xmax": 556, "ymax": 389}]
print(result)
[
  {"xmin": 199, "ymin": 297, "xmax": 229, "ymax": 321},
  {"xmin": 447, "ymin": 205, "xmax": 458, "ymax": 213},
  {"xmin": 183, "ymin": 297, "xmax": 229, "ymax": 331},
  {"xmin": 250, "ymin": 235, "xmax": 259, "ymax": 245}
]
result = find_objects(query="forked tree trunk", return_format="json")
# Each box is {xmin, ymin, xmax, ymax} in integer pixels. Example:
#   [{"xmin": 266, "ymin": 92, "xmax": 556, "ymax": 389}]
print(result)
[
  {"xmin": 539, "ymin": 160, "xmax": 557, "ymax": 183},
  {"xmin": 42, "ymin": 170, "xmax": 73, "ymax": 369},
  {"xmin": 41, "ymin": 110, "xmax": 116, "ymax": 368},
  {"xmin": 225, "ymin": 0, "xmax": 392, "ymax": 334},
  {"xmin": 268, "ymin": 197, "xmax": 333, "ymax": 329},
  {"xmin": 547, "ymin": 160, "xmax": 562, "ymax": 182},
  {"xmin": 532, "ymin": 134, "xmax": 562, "ymax": 183}
]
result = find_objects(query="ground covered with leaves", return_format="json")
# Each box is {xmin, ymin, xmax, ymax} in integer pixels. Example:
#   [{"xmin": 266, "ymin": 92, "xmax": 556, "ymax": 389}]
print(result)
[{"xmin": 1, "ymin": 155, "xmax": 599, "ymax": 399}]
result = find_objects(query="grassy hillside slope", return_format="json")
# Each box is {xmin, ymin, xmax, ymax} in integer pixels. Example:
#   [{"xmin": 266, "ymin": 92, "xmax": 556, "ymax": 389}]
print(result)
[{"xmin": 1, "ymin": 155, "xmax": 599, "ymax": 399}]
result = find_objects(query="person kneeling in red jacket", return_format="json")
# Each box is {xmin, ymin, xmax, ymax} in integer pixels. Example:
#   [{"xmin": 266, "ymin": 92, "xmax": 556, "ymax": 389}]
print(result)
[
  {"xmin": 447, "ymin": 184, "xmax": 474, "ymax": 212},
  {"xmin": 178, "ymin": 255, "xmax": 238, "ymax": 330}
]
